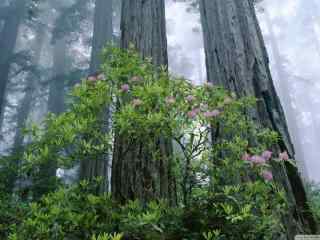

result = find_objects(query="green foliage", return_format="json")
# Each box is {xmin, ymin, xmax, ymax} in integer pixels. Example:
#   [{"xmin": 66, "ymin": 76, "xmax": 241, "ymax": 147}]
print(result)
[
  {"xmin": 0, "ymin": 46, "xmax": 293, "ymax": 239},
  {"xmin": 91, "ymin": 233, "xmax": 123, "ymax": 240},
  {"xmin": 7, "ymin": 180, "xmax": 182, "ymax": 240},
  {"xmin": 0, "ymin": 194, "xmax": 29, "ymax": 239},
  {"xmin": 8, "ymin": 180, "xmax": 118, "ymax": 240},
  {"xmin": 307, "ymin": 182, "xmax": 320, "ymax": 224}
]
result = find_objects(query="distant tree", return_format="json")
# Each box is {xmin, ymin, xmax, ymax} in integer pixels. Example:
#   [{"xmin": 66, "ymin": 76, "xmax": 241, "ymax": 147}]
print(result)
[
  {"xmin": 89, "ymin": 0, "xmax": 113, "ymax": 75},
  {"xmin": 0, "ymin": 0, "xmax": 27, "ymax": 128},
  {"xmin": 12, "ymin": 24, "xmax": 47, "ymax": 153}
]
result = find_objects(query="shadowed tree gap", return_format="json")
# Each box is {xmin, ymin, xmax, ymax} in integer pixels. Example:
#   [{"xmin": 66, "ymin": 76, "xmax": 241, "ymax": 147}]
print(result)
[
  {"xmin": 199, "ymin": 0, "xmax": 317, "ymax": 237},
  {"xmin": 111, "ymin": 0, "xmax": 176, "ymax": 204}
]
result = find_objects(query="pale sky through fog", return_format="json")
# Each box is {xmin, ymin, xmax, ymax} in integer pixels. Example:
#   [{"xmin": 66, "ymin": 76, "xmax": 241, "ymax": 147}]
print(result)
[
  {"xmin": 166, "ymin": 1, "xmax": 206, "ymax": 85},
  {"xmin": 166, "ymin": 0, "xmax": 320, "ymax": 182}
]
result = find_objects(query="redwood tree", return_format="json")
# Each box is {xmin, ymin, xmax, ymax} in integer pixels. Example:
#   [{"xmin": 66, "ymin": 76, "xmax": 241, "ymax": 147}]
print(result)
[
  {"xmin": 111, "ymin": 0, "xmax": 175, "ymax": 204},
  {"xmin": 199, "ymin": 0, "xmax": 317, "ymax": 237}
]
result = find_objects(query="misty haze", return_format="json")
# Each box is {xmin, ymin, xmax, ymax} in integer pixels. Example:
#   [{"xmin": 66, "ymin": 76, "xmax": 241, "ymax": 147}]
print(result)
[{"xmin": 0, "ymin": 0, "xmax": 319, "ymax": 239}]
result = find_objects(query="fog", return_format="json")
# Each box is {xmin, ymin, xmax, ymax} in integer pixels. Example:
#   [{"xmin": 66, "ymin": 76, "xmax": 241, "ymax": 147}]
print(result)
[{"xmin": 0, "ymin": 0, "xmax": 319, "ymax": 183}]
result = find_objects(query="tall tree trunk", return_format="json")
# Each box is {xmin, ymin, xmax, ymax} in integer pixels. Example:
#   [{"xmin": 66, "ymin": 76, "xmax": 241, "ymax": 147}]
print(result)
[
  {"xmin": 89, "ymin": 0, "xmax": 113, "ymax": 75},
  {"xmin": 13, "ymin": 26, "xmax": 46, "ymax": 152},
  {"xmin": 120, "ymin": 0, "xmax": 168, "ymax": 67},
  {"xmin": 111, "ymin": 0, "xmax": 175, "ymax": 204},
  {"xmin": 79, "ymin": 0, "xmax": 113, "ymax": 193},
  {"xmin": 0, "ymin": 0, "xmax": 26, "ymax": 129},
  {"xmin": 200, "ymin": 0, "xmax": 317, "ymax": 237},
  {"xmin": 47, "ymin": 37, "xmax": 67, "ymax": 115}
]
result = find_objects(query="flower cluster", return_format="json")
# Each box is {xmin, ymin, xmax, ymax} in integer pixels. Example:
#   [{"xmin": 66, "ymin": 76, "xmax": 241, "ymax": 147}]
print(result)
[
  {"xmin": 241, "ymin": 150, "xmax": 290, "ymax": 182},
  {"xmin": 121, "ymin": 84, "xmax": 130, "ymax": 92},
  {"xmin": 184, "ymin": 94, "xmax": 222, "ymax": 120},
  {"xmin": 86, "ymin": 73, "xmax": 106, "ymax": 84}
]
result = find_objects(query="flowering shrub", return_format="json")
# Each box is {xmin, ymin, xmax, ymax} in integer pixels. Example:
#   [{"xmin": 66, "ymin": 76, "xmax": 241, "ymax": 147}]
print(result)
[{"xmin": 0, "ymin": 47, "xmax": 295, "ymax": 239}]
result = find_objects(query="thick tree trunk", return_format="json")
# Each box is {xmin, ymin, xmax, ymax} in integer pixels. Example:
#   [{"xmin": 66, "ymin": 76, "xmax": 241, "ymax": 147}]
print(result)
[
  {"xmin": 120, "ymin": 0, "xmax": 168, "ymax": 67},
  {"xmin": 200, "ymin": 0, "xmax": 317, "ymax": 237},
  {"xmin": 0, "ymin": 0, "xmax": 26, "ymax": 128},
  {"xmin": 111, "ymin": 0, "xmax": 175, "ymax": 204},
  {"xmin": 79, "ymin": 0, "xmax": 113, "ymax": 193}
]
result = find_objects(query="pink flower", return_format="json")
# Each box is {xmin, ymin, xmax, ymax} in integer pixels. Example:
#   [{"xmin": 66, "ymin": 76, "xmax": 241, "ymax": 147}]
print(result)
[
  {"xmin": 165, "ymin": 96, "xmax": 176, "ymax": 105},
  {"xmin": 130, "ymin": 76, "xmax": 143, "ymax": 83},
  {"xmin": 261, "ymin": 170, "xmax": 273, "ymax": 181},
  {"xmin": 262, "ymin": 150, "xmax": 273, "ymax": 161},
  {"xmin": 87, "ymin": 76, "xmax": 97, "ymax": 83},
  {"xmin": 186, "ymin": 95, "xmax": 195, "ymax": 103},
  {"xmin": 242, "ymin": 153, "xmax": 251, "ymax": 162},
  {"xmin": 121, "ymin": 84, "xmax": 130, "ymax": 92},
  {"xmin": 203, "ymin": 111, "xmax": 213, "ymax": 118},
  {"xmin": 203, "ymin": 110, "xmax": 220, "ymax": 118},
  {"xmin": 193, "ymin": 108, "xmax": 200, "ymax": 114},
  {"xmin": 97, "ymin": 73, "xmax": 106, "ymax": 80},
  {"xmin": 250, "ymin": 155, "xmax": 266, "ymax": 165},
  {"xmin": 279, "ymin": 151, "xmax": 289, "ymax": 161},
  {"xmin": 187, "ymin": 110, "xmax": 197, "ymax": 119},
  {"xmin": 132, "ymin": 99, "xmax": 143, "ymax": 107}
]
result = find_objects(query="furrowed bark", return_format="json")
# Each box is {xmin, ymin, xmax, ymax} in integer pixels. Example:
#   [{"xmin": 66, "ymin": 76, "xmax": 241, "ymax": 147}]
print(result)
[
  {"xmin": 199, "ymin": 0, "xmax": 317, "ymax": 237},
  {"xmin": 111, "ymin": 0, "xmax": 176, "ymax": 204}
]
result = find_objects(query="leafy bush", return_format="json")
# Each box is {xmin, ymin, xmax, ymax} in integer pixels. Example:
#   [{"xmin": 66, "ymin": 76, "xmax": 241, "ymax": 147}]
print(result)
[
  {"xmin": 7, "ymin": 180, "xmax": 183, "ymax": 240},
  {"xmin": 1, "ymin": 46, "xmax": 295, "ymax": 239},
  {"xmin": 91, "ymin": 233, "xmax": 123, "ymax": 240},
  {"xmin": 8, "ymin": 180, "xmax": 117, "ymax": 239}
]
